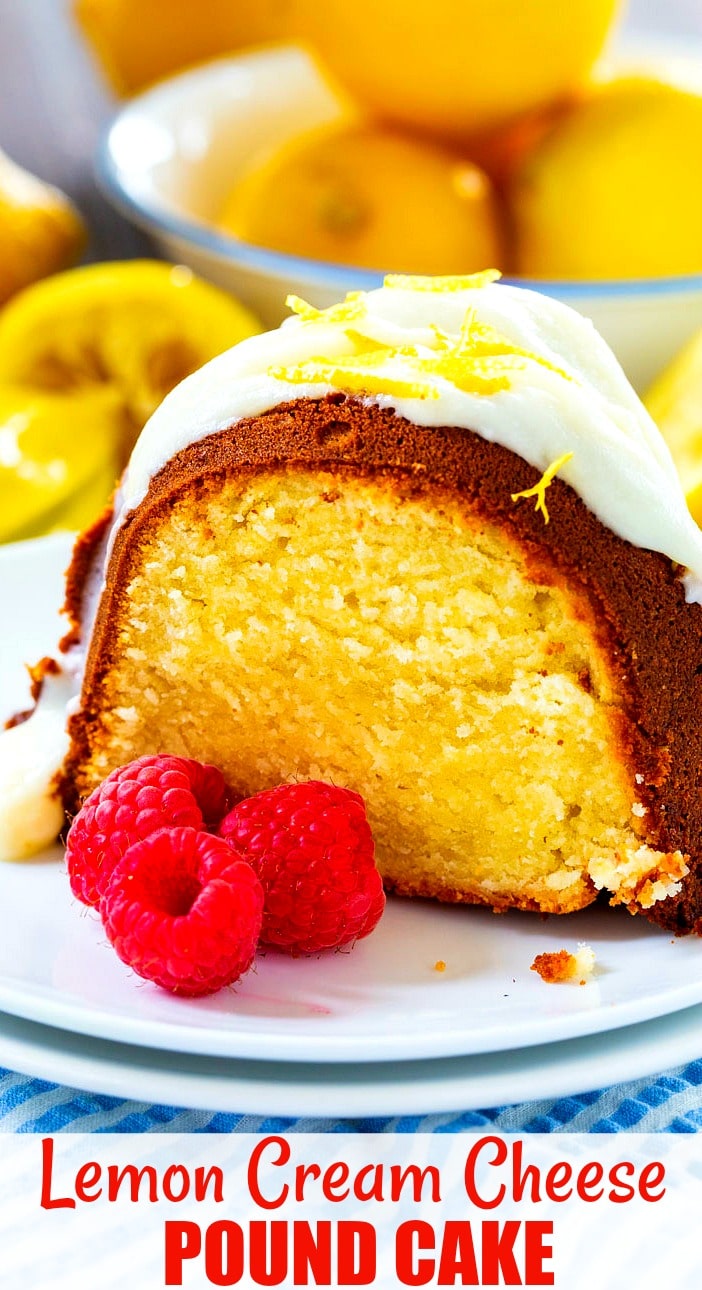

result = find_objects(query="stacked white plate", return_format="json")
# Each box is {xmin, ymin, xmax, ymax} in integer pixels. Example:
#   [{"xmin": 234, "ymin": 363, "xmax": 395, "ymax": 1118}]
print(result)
[{"xmin": 2, "ymin": 535, "xmax": 702, "ymax": 1116}]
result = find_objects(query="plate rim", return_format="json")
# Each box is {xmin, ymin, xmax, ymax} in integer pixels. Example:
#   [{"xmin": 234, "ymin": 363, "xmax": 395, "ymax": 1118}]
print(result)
[{"xmin": 1, "ymin": 1000, "xmax": 701, "ymax": 1117}]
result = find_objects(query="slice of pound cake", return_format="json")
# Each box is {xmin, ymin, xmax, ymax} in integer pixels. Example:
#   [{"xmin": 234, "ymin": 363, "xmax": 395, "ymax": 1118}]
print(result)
[{"xmin": 9, "ymin": 272, "xmax": 702, "ymax": 931}]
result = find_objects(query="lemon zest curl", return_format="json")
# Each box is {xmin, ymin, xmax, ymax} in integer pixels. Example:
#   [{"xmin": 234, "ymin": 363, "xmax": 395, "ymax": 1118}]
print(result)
[
  {"xmin": 285, "ymin": 293, "xmax": 366, "ymax": 325},
  {"xmin": 511, "ymin": 452, "xmax": 574, "ymax": 525},
  {"xmin": 269, "ymin": 360, "xmax": 439, "ymax": 401},
  {"xmin": 384, "ymin": 270, "xmax": 502, "ymax": 291}
]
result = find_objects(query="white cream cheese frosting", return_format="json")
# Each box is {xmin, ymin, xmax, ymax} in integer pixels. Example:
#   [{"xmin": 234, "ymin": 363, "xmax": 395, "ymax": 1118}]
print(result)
[
  {"xmin": 0, "ymin": 670, "xmax": 72, "ymax": 861},
  {"xmin": 117, "ymin": 271, "xmax": 702, "ymax": 599}
]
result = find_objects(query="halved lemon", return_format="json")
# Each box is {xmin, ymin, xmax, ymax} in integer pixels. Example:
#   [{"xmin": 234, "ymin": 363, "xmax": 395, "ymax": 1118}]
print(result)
[
  {"xmin": 0, "ymin": 260, "xmax": 261, "ymax": 460},
  {"xmin": 645, "ymin": 330, "xmax": 702, "ymax": 527},
  {"xmin": 0, "ymin": 386, "xmax": 122, "ymax": 543}
]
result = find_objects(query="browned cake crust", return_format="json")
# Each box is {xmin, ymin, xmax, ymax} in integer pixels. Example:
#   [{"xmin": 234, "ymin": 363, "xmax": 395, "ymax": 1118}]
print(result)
[{"xmin": 60, "ymin": 395, "xmax": 702, "ymax": 933}]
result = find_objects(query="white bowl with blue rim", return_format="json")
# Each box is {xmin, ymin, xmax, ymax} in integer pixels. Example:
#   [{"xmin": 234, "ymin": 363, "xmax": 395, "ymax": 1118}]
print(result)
[{"xmin": 98, "ymin": 42, "xmax": 702, "ymax": 392}]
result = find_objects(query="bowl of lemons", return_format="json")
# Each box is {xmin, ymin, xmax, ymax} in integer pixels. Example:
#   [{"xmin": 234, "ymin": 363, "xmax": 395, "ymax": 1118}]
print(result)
[{"xmin": 96, "ymin": 0, "xmax": 702, "ymax": 393}]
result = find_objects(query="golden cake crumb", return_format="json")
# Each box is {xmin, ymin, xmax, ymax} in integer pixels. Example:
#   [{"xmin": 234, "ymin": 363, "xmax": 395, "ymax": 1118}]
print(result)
[
  {"xmin": 71, "ymin": 468, "xmax": 681, "ymax": 917},
  {"xmin": 434, "ymin": 959, "xmax": 446, "ymax": 972},
  {"xmin": 531, "ymin": 943, "xmax": 596, "ymax": 984}
]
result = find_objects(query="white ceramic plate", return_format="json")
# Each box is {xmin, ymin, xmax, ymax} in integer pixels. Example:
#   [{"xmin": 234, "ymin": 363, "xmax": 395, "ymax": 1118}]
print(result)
[
  {"xmin": 2, "ymin": 534, "xmax": 702, "ymax": 1069},
  {"xmin": 1, "ymin": 1000, "xmax": 702, "ymax": 1117}
]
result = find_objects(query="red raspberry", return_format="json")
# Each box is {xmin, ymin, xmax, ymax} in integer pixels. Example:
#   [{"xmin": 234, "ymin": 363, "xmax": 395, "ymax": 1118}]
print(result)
[
  {"xmin": 66, "ymin": 755, "xmax": 230, "ymax": 908},
  {"xmin": 101, "ymin": 827, "xmax": 263, "ymax": 996},
  {"xmin": 219, "ymin": 781, "xmax": 385, "ymax": 955}
]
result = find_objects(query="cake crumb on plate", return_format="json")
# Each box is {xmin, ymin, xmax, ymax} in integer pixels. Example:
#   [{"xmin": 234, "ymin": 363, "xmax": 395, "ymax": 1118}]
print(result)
[{"xmin": 530, "ymin": 943, "xmax": 596, "ymax": 984}]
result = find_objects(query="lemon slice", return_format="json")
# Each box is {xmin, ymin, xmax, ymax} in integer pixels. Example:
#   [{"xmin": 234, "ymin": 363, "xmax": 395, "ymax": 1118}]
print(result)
[
  {"xmin": 645, "ymin": 330, "xmax": 702, "ymax": 526},
  {"xmin": 0, "ymin": 386, "xmax": 122, "ymax": 543},
  {"xmin": 0, "ymin": 260, "xmax": 261, "ymax": 460}
]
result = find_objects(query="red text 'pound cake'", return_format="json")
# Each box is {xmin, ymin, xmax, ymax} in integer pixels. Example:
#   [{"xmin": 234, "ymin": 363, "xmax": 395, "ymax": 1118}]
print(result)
[{"xmin": 4, "ymin": 271, "xmax": 702, "ymax": 933}]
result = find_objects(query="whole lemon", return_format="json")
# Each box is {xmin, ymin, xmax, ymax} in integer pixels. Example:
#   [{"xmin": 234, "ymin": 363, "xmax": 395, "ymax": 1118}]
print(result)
[
  {"xmin": 511, "ymin": 75, "xmax": 702, "ymax": 279},
  {"xmin": 75, "ymin": 0, "xmax": 290, "ymax": 95},
  {"xmin": 0, "ymin": 148, "xmax": 85, "ymax": 306},
  {"xmin": 220, "ymin": 121, "xmax": 504, "ymax": 274},
  {"xmin": 291, "ymin": 0, "xmax": 620, "ymax": 140}
]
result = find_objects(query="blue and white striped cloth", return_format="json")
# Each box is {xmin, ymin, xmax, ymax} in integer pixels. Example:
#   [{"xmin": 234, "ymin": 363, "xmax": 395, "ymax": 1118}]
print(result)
[{"xmin": 3, "ymin": 1063, "xmax": 702, "ymax": 1134}]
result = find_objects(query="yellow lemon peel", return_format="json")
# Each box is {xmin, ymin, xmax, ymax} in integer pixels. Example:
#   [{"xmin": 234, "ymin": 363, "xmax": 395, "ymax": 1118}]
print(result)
[
  {"xmin": 286, "ymin": 293, "xmax": 367, "ymax": 326},
  {"xmin": 458, "ymin": 310, "xmax": 573, "ymax": 380},
  {"xmin": 512, "ymin": 452, "xmax": 574, "ymax": 524},
  {"xmin": 411, "ymin": 349, "xmax": 520, "ymax": 395},
  {"xmin": 274, "ymin": 282, "xmax": 573, "ymax": 403},
  {"xmin": 270, "ymin": 359, "xmax": 438, "ymax": 401},
  {"xmin": 459, "ymin": 309, "xmax": 525, "ymax": 355},
  {"xmin": 384, "ymin": 270, "xmax": 502, "ymax": 291}
]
